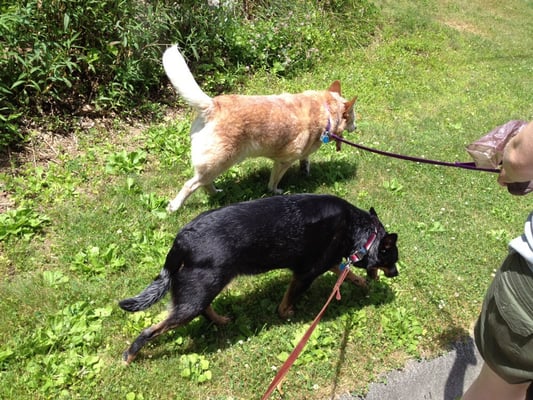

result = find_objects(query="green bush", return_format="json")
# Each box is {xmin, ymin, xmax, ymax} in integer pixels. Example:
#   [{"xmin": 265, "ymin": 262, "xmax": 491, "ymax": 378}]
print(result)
[
  {"xmin": 0, "ymin": 0, "xmax": 380, "ymax": 149},
  {"xmin": 0, "ymin": 0, "xmax": 176, "ymax": 112}
]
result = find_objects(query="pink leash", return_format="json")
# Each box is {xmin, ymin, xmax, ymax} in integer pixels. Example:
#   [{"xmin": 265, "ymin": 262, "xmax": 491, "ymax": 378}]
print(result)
[{"xmin": 328, "ymin": 133, "xmax": 500, "ymax": 174}]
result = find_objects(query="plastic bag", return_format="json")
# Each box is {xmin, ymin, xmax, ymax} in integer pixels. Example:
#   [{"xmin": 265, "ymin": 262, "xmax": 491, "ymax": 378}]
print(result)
[{"xmin": 466, "ymin": 120, "xmax": 532, "ymax": 195}]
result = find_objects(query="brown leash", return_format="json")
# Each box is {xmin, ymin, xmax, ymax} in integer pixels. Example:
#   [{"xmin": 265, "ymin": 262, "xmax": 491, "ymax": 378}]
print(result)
[{"xmin": 261, "ymin": 263, "xmax": 352, "ymax": 399}]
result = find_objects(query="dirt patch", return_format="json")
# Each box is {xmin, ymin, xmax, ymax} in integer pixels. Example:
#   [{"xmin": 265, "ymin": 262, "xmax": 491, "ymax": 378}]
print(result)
[
  {"xmin": 0, "ymin": 116, "xmax": 144, "ymax": 212},
  {"xmin": 440, "ymin": 19, "xmax": 484, "ymax": 36},
  {"xmin": 0, "ymin": 190, "xmax": 13, "ymax": 214},
  {"xmin": 0, "ymin": 108, "xmax": 187, "ymax": 213}
]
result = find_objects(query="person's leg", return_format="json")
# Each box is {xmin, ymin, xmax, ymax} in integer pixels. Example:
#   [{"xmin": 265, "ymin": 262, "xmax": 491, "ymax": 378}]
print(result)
[{"xmin": 463, "ymin": 362, "xmax": 530, "ymax": 400}]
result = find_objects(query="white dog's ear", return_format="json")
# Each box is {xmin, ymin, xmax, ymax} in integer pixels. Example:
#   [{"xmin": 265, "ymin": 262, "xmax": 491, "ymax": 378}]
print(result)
[
  {"xmin": 344, "ymin": 96, "xmax": 357, "ymax": 111},
  {"xmin": 328, "ymin": 80, "xmax": 341, "ymax": 95}
]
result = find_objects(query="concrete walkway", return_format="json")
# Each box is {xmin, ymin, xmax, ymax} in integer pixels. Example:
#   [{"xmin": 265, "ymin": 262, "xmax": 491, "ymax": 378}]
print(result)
[{"xmin": 344, "ymin": 338, "xmax": 483, "ymax": 400}]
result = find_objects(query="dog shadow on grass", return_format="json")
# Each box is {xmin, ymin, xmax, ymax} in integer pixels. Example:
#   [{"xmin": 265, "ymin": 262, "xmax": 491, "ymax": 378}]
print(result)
[
  {"xmin": 204, "ymin": 158, "xmax": 359, "ymax": 208},
  {"xmin": 146, "ymin": 270, "xmax": 394, "ymax": 362}
]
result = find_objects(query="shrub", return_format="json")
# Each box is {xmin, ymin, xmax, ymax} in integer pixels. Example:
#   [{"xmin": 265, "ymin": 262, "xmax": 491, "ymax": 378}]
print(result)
[
  {"xmin": 0, "ymin": 0, "xmax": 179, "ymax": 148},
  {"xmin": 0, "ymin": 0, "xmax": 380, "ymax": 149}
]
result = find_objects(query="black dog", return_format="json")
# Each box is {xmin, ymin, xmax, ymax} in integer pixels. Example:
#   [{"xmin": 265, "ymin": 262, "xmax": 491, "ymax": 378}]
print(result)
[{"xmin": 119, "ymin": 194, "xmax": 399, "ymax": 364}]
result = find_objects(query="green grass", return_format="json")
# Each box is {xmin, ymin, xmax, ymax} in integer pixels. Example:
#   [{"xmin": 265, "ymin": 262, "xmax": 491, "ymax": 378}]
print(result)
[{"xmin": 1, "ymin": 0, "xmax": 533, "ymax": 398}]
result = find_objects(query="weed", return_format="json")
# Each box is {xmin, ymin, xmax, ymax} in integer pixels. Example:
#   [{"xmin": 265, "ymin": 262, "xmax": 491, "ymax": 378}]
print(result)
[
  {"xmin": 139, "ymin": 192, "xmax": 168, "ymax": 218},
  {"xmin": 70, "ymin": 243, "xmax": 126, "ymax": 277},
  {"xmin": 341, "ymin": 308, "xmax": 368, "ymax": 339},
  {"xmin": 0, "ymin": 348, "xmax": 14, "ymax": 366},
  {"xmin": 429, "ymin": 221, "xmax": 446, "ymax": 233},
  {"xmin": 123, "ymin": 310, "xmax": 167, "ymax": 336},
  {"xmin": 0, "ymin": 0, "xmax": 378, "ymax": 149},
  {"xmin": 3, "ymin": 163, "xmax": 85, "ymax": 206},
  {"xmin": 383, "ymin": 178, "xmax": 405, "ymax": 194},
  {"xmin": 42, "ymin": 270, "xmax": 70, "ymax": 289},
  {"xmin": 416, "ymin": 221, "xmax": 446, "ymax": 234},
  {"xmin": 0, "ymin": 207, "xmax": 49, "ymax": 241},
  {"xmin": 489, "ymin": 229, "xmax": 511, "ymax": 243},
  {"xmin": 3, "ymin": 301, "xmax": 112, "ymax": 397},
  {"xmin": 130, "ymin": 228, "xmax": 174, "ymax": 269},
  {"xmin": 179, "ymin": 353, "xmax": 213, "ymax": 383},
  {"xmin": 145, "ymin": 121, "xmax": 191, "ymax": 168},
  {"xmin": 126, "ymin": 392, "xmax": 145, "ymax": 400},
  {"xmin": 105, "ymin": 150, "xmax": 147, "ymax": 174},
  {"xmin": 277, "ymin": 325, "xmax": 336, "ymax": 366},
  {"xmin": 380, "ymin": 306, "xmax": 425, "ymax": 355}
]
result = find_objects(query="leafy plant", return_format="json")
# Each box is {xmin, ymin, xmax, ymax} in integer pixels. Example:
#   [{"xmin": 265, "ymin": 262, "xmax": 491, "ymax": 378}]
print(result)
[
  {"xmin": 42, "ymin": 270, "xmax": 70, "ymax": 288},
  {"xmin": 0, "ymin": 108, "xmax": 23, "ymax": 149},
  {"xmin": 130, "ymin": 228, "xmax": 174, "ymax": 269},
  {"xmin": 179, "ymin": 353, "xmax": 212, "ymax": 383},
  {"xmin": 0, "ymin": 348, "xmax": 14, "ymax": 367},
  {"xmin": 277, "ymin": 325, "xmax": 335, "ymax": 366},
  {"xmin": 105, "ymin": 150, "xmax": 147, "ymax": 174},
  {"xmin": 3, "ymin": 163, "xmax": 85, "ymax": 206},
  {"xmin": 223, "ymin": 9, "xmax": 322, "ymax": 77},
  {"xmin": 0, "ymin": 207, "xmax": 49, "ymax": 241},
  {"xmin": 139, "ymin": 192, "xmax": 168, "ymax": 216},
  {"xmin": 380, "ymin": 306, "xmax": 425, "ymax": 355},
  {"xmin": 415, "ymin": 221, "xmax": 446, "ymax": 234},
  {"xmin": 123, "ymin": 310, "xmax": 168, "ymax": 336},
  {"xmin": 341, "ymin": 308, "xmax": 368, "ymax": 339},
  {"xmin": 489, "ymin": 229, "xmax": 511, "ymax": 243},
  {"xmin": 144, "ymin": 121, "xmax": 190, "ymax": 167},
  {"xmin": 70, "ymin": 243, "xmax": 126, "ymax": 277},
  {"xmin": 0, "ymin": 0, "xmax": 380, "ymax": 149},
  {"xmin": 383, "ymin": 178, "xmax": 405, "ymax": 194},
  {"xmin": 126, "ymin": 392, "xmax": 145, "ymax": 400},
  {"xmin": 3, "ymin": 301, "xmax": 112, "ymax": 396}
]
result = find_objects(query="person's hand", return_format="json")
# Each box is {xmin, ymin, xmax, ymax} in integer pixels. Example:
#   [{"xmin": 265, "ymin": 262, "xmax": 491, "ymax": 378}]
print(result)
[{"xmin": 497, "ymin": 120, "xmax": 533, "ymax": 185}]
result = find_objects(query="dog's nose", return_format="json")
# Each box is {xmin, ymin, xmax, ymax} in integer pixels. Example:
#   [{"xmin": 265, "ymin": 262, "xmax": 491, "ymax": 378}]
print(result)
[{"xmin": 384, "ymin": 266, "xmax": 398, "ymax": 278}]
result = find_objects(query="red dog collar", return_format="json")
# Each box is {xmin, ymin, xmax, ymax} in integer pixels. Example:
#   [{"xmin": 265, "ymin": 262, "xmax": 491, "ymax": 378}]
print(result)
[{"xmin": 349, "ymin": 230, "xmax": 378, "ymax": 263}]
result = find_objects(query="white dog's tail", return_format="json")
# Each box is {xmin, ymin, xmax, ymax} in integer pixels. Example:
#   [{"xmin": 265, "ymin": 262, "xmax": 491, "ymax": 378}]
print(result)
[{"xmin": 162, "ymin": 45, "xmax": 212, "ymax": 111}]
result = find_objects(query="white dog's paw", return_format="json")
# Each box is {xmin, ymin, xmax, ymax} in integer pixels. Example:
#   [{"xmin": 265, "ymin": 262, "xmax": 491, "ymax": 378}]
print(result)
[{"xmin": 166, "ymin": 201, "xmax": 179, "ymax": 213}]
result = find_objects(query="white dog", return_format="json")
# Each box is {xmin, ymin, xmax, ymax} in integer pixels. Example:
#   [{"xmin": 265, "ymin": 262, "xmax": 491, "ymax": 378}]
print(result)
[{"xmin": 162, "ymin": 45, "xmax": 357, "ymax": 212}]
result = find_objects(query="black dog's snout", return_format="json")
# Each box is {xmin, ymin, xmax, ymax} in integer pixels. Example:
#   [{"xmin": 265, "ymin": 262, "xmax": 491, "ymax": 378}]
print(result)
[{"xmin": 384, "ymin": 265, "xmax": 399, "ymax": 278}]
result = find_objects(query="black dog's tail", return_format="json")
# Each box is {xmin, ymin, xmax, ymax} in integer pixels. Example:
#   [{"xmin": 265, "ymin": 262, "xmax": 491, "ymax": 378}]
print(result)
[{"xmin": 119, "ymin": 244, "xmax": 182, "ymax": 312}]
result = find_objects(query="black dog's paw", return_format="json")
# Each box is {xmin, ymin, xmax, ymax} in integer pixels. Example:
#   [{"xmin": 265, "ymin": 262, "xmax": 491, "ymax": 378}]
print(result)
[
  {"xmin": 277, "ymin": 304, "xmax": 295, "ymax": 320},
  {"xmin": 123, "ymin": 350, "xmax": 135, "ymax": 366}
]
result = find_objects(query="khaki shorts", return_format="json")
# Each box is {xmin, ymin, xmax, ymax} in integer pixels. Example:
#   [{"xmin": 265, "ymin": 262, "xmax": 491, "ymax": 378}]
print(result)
[{"xmin": 474, "ymin": 251, "xmax": 533, "ymax": 384}]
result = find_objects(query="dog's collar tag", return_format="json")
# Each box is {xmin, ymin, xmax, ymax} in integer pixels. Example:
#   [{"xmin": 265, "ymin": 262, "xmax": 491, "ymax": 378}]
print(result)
[
  {"xmin": 321, "ymin": 130, "xmax": 331, "ymax": 144},
  {"xmin": 321, "ymin": 104, "xmax": 333, "ymax": 144}
]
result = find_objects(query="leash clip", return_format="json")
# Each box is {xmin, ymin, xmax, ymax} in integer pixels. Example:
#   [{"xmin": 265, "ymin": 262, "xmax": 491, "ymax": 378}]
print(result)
[
  {"xmin": 349, "ymin": 247, "xmax": 367, "ymax": 263},
  {"xmin": 339, "ymin": 260, "xmax": 352, "ymax": 271}
]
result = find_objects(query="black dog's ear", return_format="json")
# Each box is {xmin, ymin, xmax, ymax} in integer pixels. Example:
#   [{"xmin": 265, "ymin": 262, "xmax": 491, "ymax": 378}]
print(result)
[
  {"xmin": 369, "ymin": 207, "xmax": 377, "ymax": 217},
  {"xmin": 381, "ymin": 233, "xmax": 398, "ymax": 248}
]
